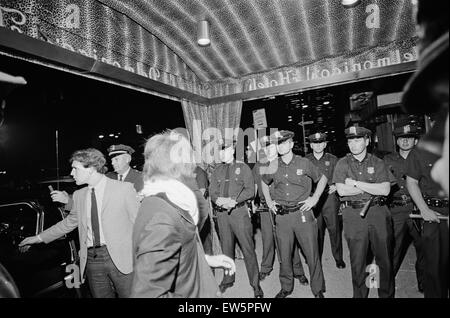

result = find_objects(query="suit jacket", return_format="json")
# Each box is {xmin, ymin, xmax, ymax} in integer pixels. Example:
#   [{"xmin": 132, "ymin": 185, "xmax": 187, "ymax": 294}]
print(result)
[
  {"xmin": 39, "ymin": 177, "xmax": 140, "ymax": 281},
  {"xmin": 131, "ymin": 194, "xmax": 218, "ymax": 298},
  {"xmin": 107, "ymin": 168, "xmax": 144, "ymax": 193}
]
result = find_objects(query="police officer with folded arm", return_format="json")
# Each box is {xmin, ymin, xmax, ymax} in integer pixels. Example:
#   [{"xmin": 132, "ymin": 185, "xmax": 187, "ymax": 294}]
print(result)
[
  {"xmin": 261, "ymin": 130, "xmax": 327, "ymax": 298},
  {"xmin": 305, "ymin": 132, "xmax": 345, "ymax": 269},
  {"xmin": 332, "ymin": 126, "xmax": 394, "ymax": 298},
  {"xmin": 252, "ymin": 135, "xmax": 308, "ymax": 285},
  {"xmin": 209, "ymin": 138, "xmax": 263, "ymax": 298},
  {"xmin": 384, "ymin": 124, "xmax": 424, "ymax": 293}
]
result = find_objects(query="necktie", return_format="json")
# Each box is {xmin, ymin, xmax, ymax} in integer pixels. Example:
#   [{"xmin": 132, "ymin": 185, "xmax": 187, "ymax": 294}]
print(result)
[
  {"xmin": 119, "ymin": 174, "xmax": 123, "ymax": 181},
  {"xmin": 91, "ymin": 188, "xmax": 101, "ymax": 247},
  {"xmin": 223, "ymin": 164, "xmax": 231, "ymax": 197}
]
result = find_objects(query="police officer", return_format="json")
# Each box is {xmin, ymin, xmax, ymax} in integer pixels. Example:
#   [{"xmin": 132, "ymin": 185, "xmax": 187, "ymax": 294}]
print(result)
[
  {"xmin": 209, "ymin": 139, "xmax": 263, "ymax": 298},
  {"xmin": 406, "ymin": 146, "xmax": 449, "ymax": 298},
  {"xmin": 306, "ymin": 132, "xmax": 345, "ymax": 269},
  {"xmin": 107, "ymin": 144, "xmax": 143, "ymax": 192},
  {"xmin": 252, "ymin": 135, "xmax": 308, "ymax": 285},
  {"xmin": 384, "ymin": 124, "xmax": 424, "ymax": 292},
  {"xmin": 333, "ymin": 126, "xmax": 394, "ymax": 298},
  {"xmin": 261, "ymin": 130, "xmax": 327, "ymax": 298}
]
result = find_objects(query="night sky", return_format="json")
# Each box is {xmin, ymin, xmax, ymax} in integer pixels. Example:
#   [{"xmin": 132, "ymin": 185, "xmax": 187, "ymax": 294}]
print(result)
[{"xmin": 0, "ymin": 54, "xmax": 185, "ymax": 186}]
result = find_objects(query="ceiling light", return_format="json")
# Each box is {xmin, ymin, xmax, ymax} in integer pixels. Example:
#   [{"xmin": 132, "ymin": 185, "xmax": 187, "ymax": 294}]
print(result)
[
  {"xmin": 341, "ymin": 0, "xmax": 361, "ymax": 8},
  {"xmin": 197, "ymin": 20, "xmax": 210, "ymax": 46}
]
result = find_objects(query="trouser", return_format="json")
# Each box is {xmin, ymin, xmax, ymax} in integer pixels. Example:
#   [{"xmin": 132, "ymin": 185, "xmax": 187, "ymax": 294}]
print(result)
[
  {"xmin": 390, "ymin": 204, "xmax": 424, "ymax": 287},
  {"xmin": 217, "ymin": 206, "xmax": 260, "ymax": 289},
  {"xmin": 342, "ymin": 205, "xmax": 394, "ymax": 298},
  {"xmin": 276, "ymin": 210, "xmax": 325, "ymax": 295},
  {"xmin": 422, "ymin": 206, "xmax": 449, "ymax": 298},
  {"xmin": 86, "ymin": 246, "xmax": 133, "ymax": 298},
  {"xmin": 315, "ymin": 192, "xmax": 343, "ymax": 263},
  {"xmin": 259, "ymin": 210, "xmax": 305, "ymax": 276}
]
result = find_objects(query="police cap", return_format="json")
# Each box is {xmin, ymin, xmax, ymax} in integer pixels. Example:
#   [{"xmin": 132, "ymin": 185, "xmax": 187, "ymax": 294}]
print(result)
[
  {"xmin": 393, "ymin": 124, "xmax": 421, "ymax": 138},
  {"xmin": 272, "ymin": 130, "xmax": 295, "ymax": 144},
  {"xmin": 108, "ymin": 144, "xmax": 135, "ymax": 158},
  {"xmin": 308, "ymin": 132, "xmax": 327, "ymax": 143},
  {"xmin": 344, "ymin": 126, "xmax": 372, "ymax": 139}
]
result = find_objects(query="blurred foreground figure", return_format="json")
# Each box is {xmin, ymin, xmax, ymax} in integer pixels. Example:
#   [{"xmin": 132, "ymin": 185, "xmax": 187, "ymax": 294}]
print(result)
[
  {"xmin": 131, "ymin": 131, "xmax": 235, "ymax": 298},
  {"xmin": 402, "ymin": 0, "xmax": 449, "ymax": 298}
]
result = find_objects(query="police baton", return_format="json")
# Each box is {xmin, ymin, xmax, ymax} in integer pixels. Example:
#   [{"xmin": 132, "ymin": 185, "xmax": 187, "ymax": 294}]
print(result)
[
  {"xmin": 409, "ymin": 213, "xmax": 449, "ymax": 226},
  {"xmin": 266, "ymin": 203, "xmax": 282, "ymax": 262},
  {"xmin": 359, "ymin": 196, "xmax": 374, "ymax": 218},
  {"xmin": 227, "ymin": 185, "xmax": 245, "ymax": 215}
]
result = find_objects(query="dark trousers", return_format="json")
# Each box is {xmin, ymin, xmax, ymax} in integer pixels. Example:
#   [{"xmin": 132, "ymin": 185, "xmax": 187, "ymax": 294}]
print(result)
[
  {"xmin": 276, "ymin": 210, "xmax": 325, "ymax": 295},
  {"xmin": 422, "ymin": 207, "xmax": 449, "ymax": 298},
  {"xmin": 315, "ymin": 193, "xmax": 343, "ymax": 263},
  {"xmin": 391, "ymin": 204, "xmax": 424, "ymax": 286},
  {"xmin": 217, "ymin": 206, "xmax": 260, "ymax": 289},
  {"xmin": 342, "ymin": 205, "xmax": 394, "ymax": 298},
  {"xmin": 200, "ymin": 214, "xmax": 213, "ymax": 255},
  {"xmin": 259, "ymin": 210, "xmax": 305, "ymax": 276},
  {"xmin": 86, "ymin": 246, "xmax": 133, "ymax": 298}
]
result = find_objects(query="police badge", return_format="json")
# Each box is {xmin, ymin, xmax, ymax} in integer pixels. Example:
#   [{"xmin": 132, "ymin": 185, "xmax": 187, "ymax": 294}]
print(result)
[
  {"xmin": 235, "ymin": 167, "xmax": 241, "ymax": 175},
  {"xmin": 296, "ymin": 169, "xmax": 303, "ymax": 175},
  {"xmin": 367, "ymin": 167, "xmax": 375, "ymax": 174}
]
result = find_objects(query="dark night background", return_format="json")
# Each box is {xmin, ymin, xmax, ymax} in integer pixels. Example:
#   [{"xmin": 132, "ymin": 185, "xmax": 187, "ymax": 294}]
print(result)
[{"xmin": 0, "ymin": 53, "xmax": 412, "ymax": 189}]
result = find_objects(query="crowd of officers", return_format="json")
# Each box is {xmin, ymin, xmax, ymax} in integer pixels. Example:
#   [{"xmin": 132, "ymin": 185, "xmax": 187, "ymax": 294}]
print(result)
[{"xmin": 199, "ymin": 124, "xmax": 448, "ymax": 298}]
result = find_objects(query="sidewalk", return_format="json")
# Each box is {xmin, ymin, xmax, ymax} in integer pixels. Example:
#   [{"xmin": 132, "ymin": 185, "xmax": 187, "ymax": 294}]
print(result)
[{"xmin": 214, "ymin": 229, "xmax": 423, "ymax": 298}]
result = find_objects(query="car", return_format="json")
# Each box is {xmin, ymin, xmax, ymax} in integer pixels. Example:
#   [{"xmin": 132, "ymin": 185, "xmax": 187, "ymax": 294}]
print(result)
[{"xmin": 0, "ymin": 179, "xmax": 88, "ymax": 298}]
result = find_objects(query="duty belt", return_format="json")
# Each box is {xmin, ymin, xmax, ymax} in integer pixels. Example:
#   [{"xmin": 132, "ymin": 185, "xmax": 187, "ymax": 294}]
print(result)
[
  {"xmin": 342, "ymin": 197, "xmax": 387, "ymax": 209},
  {"xmin": 389, "ymin": 195, "xmax": 413, "ymax": 207},
  {"xmin": 215, "ymin": 201, "xmax": 247, "ymax": 213},
  {"xmin": 423, "ymin": 196, "xmax": 449, "ymax": 208},
  {"xmin": 275, "ymin": 202, "xmax": 305, "ymax": 215}
]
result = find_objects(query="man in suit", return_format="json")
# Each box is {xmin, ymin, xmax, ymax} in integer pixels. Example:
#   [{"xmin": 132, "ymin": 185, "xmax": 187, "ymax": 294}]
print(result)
[
  {"xmin": 106, "ymin": 144, "xmax": 144, "ymax": 192},
  {"xmin": 19, "ymin": 148, "xmax": 140, "ymax": 298}
]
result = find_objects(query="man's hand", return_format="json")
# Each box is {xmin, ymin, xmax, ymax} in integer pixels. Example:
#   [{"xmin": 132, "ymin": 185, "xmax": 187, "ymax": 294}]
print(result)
[
  {"xmin": 300, "ymin": 196, "xmax": 319, "ymax": 212},
  {"xmin": 328, "ymin": 184, "xmax": 337, "ymax": 194},
  {"xmin": 216, "ymin": 197, "xmax": 227, "ymax": 207},
  {"xmin": 228, "ymin": 199, "xmax": 237, "ymax": 209},
  {"xmin": 18, "ymin": 235, "xmax": 42, "ymax": 252},
  {"xmin": 205, "ymin": 254, "xmax": 236, "ymax": 276},
  {"xmin": 420, "ymin": 207, "xmax": 441, "ymax": 223},
  {"xmin": 267, "ymin": 200, "xmax": 278, "ymax": 214},
  {"xmin": 50, "ymin": 190, "xmax": 69, "ymax": 204},
  {"xmin": 345, "ymin": 178, "xmax": 357, "ymax": 187}
]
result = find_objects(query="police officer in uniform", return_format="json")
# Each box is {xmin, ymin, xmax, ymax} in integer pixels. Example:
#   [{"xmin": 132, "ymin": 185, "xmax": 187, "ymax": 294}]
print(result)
[
  {"xmin": 261, "ymin": 130, "xmax": 327, "ymax": 298},
  {"xmin": 210, "ymin": 139, "xmax": 263, "ymax": 298},
  {"xmin": 406, "ymin": 146, "xmax": 449, "ymax": 298},
  {"xmin": 252, "ymin": 135, "xmax": 308, "ymax": 284},
  {"xmin": 107, "ymin": 144, "xmax": 143, "ymax": 192},
  {"xmin": 306, "ymin": 132, "xmax": 345, "ymax": 269},
  {"xmin": 333, "ymin": 126, "xmax": 394, "ymax": 298},
  {"xmin": 384, "ymin": 124, "xmax": 424, "ymax": 292}
]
